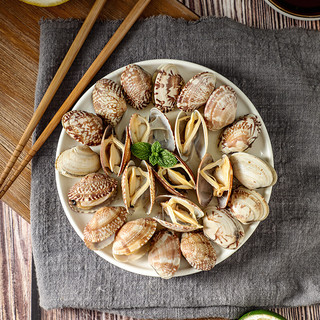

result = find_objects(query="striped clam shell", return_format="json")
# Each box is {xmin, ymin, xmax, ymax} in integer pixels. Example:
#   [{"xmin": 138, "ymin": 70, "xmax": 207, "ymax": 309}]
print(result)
[
  {"xmin": 204, "ymin": 85, "xmax": 237, "ymax": 131},
  {"xmin": 148, "ymin": 230, "xmax": 181, "ymax": 279},
  {"xmin": 219, "ymin": 114, "xmax": 262, "ymax": 154},
  {"xmin": 83, "ymin": 206, "xmax": 128, "ymax": 250},
  {"xmin": 180, "ymin": 232, "xmax": 217, "ymax": 271},
  {"xmin": 68, "ymin": 173, "xmax": 118, "ymax": 213},
  {"xmin": 121, "ymin": 64, "xmax": 152, "ymax": 110},
  {"xmin": 176, "ymin": 72, "xmax": 216, "ymax": 112},
  {"xmin": 92, "ymin": 78, "xmax": 127, "ymax": 127},
  {"xmin": 62, "ymin": 110, "xmax": 103, "ymax": 146}
]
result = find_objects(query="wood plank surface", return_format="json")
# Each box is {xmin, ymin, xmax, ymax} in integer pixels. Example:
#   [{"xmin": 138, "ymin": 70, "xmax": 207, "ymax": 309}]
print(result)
[{"xmin": 0, "ymin": 0, "xmax": 320, "ymax": 319}]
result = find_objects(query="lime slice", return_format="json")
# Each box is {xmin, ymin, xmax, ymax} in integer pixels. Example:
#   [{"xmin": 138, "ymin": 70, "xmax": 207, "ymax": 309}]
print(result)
[
  {"xmin": 239, "ymin": 310, "xmax": 287, "ymax": 320},
  {"xmin": 20, "ymin": 0, "xmax": 70, "ymax": 7}
]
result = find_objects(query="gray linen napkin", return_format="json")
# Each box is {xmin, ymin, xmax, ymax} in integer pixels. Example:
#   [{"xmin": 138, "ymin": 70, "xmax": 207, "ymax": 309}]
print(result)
[{"xmin": 31, "ymin": 16, "xmax": 320, "ymax": 319}]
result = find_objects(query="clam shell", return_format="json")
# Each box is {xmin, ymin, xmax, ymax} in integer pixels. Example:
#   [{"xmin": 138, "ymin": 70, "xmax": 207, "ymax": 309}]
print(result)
[
  {"xmin": 203, "ymin": 207, "xmax": 245, "ymax": 249},
  {"xmin": 121, "ymin": 64, "xmax": 152, "ymax": 110},
  {"xmin": 148, "ymin": 230, "xmax": 181, "ymax": 279},
  {"xmin": 153, "ymin": 64, "xmax": 185, "ymax": 113},
  {"xmin": 175, "ymin": 110, "xmax": 208, "ymax": 163},
  {"xmin": 129, "ymin": 113, "xmax": 150, "ymax": 144},
  {"xmin": 219, "ymin": 114, "xmax": 262, "ymax": 154},
  {"xmin": 83, "ymin": 206, "xmax": 128, "ymax": 250},
  {"xmin": 68, "ymin": 173, "xmax": 118, "ymax": 213},
  {"xmin": 121, "ymin": 160, "xmax": 155, "ymax": 215},
  {"xmin": 55, "ymin": 145, "xmax": 100, "ymax": 178},
  {"xmin": 92, "ymin": 78, "xmax": 127, "ymax": 127},
  {"xmin": 229, "ymin": 187, "xmax": 269, "ymax": 224},
  {"xmin": 112, "ymin": 218, "xmax": 157, "ymax": 257},
  {"xmin": 204, "ymin": 85, "xmax": 237, "ymax": 131},
  {"xmin": 177, "ymin": 72, "xmax": 216, "ymax": 112},
  {"xmin": 180, "ymin": 232, "xmax": 216, "ymax": 271},
  {"xmin": 229, "ymin": 152, "xmax": 277, "ymax": 189},
  {"xmin": 62, "ymin": 110, "xmax": 103, "ymax": 146}
]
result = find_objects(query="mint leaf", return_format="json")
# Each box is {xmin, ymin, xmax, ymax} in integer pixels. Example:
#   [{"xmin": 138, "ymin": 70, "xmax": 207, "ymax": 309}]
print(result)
[
  {"xmin": 158, "ymin": 150, "xmax": 178, "ymax": 168},
  {"xmin": 151, "ymin": 141, "xmax": 163, "ymax": 154},
  {"xmin": 131, "ymin": 142, "xmax": 152, "ymax": 160},
  {"xmin": 149, "ymin": 153, "xmax": 160, "ymax": 166}
]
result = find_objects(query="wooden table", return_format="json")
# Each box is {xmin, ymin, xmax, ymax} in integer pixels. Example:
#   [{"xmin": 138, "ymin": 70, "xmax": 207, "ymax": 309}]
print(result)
[{"xmin": 0, "ymin": 0, "xmax": 320, "ymax": 319}]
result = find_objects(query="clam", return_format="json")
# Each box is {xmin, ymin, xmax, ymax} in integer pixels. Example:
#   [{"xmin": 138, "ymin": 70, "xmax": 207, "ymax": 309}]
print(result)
[
  {"xmin": 196, "ymin": 154, "xmax": 233, "ymax": 208},
  {"xmin": 121, "ymin": 160, "xmax": 155, "ymax": 215},
  {"xmin": 228, "ymin": 187, "xmax": 269, "ymax": 224},
  {"xmin": 154, "ymin": 195, "xmax": 204, "ymax": 232},
  {"xmin": 112, "ymin": 218, "xmax": 157, "ymax": 262},
  {"xmin": 83, "ymin": 206, "xmax": 128, "ymax": 250},
  {"xmin": 219, "ymin": 114, "xmax": 262, "ymax": 154},
  {"xmin": 55, "ymin": 145, "xmax": 100, "ymax": 178},
  {"xmin": 177, "ymin": 72, "xmax": 216, "ymax": 112},
  {"xmin": 154, "ymin": 154, "xmax": 195, "ymax": 197},
  {"xmin": 100, "ymin": 126, "xmax": 131, "ymax": 176},
  {"xmin": 92, "ymin": 78, "xmax": 127, "ymax": 127},
  {"xmin": 121, "ymin": 64, "xmax": 152, "ymax": 110},
  {"xmin": 62, "ymin": 110, "xmax": 103, "ymax": 146},
  {"xmin": 175, "ymin": 110, "xmax": 208, "ymax": 163},
  {"xmin": 148, "ymin": 230, "xmax": 181, "ymax": 279},
  {"xmin": 68, "ymin": 173, "xmax": 118, "ymax": 213},
  {"xmin": 204, "ymin": 85, "xmax": 237, "ymax": 131},
  {"xmin": 203, "ymin": 207, "xmax": 245, "ymax": 250},
  {"xmin": 180, "ymin": 232, "xmax": 217, "ymax": 271},
  {"xmin": 129, "ymin": 114, "xmax": 150, "ymax": 144},
  {"xmin": 229, "ymin": 152, "xmax": 277, "ymax": 190},
  {"xmin": 153, "ymin": 64, "xmax": 185, "ymax": 113}
]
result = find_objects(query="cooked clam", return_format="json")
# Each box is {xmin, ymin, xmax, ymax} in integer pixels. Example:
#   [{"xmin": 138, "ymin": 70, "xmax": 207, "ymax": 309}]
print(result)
[
  {"xmin": 148, "ymin": 230, "xmax": 181, "ymax": 279},
  {"xmin": 203, "ymin": 207, "xmax": 245, "ymax": 250},
  {"xmin": 229, "ymin": 187, "xmax": 269, "ymax": 224},
  {"xmin": 112, "ymin": 218, "xmax": 157, "ymax": 262},
  {"xmin": 154, "ymin": 195, "xmax": 204, "ymax": 232},
  {"xmin": 175, "ymin": 110, "xmax": 208, "ymax": 163},
  {"xmin": 219, "ymin": 114, "xmax": 262, "ymax": 154},
  {"xmin": 180, "ymin": 232, "xmax": 217, "ymax": 271},
  {"xmin": 55, "ymin": 145, "xmax": 100, "ymax": 178},
  {"xmin": 92, "ymin": 78, "xmax": 127, "ymax": 127},
  {"xmin": 153, "ymin": 64, "xmax": 184, "ymax": 113},
  {"xmin": 177, "ymin": 72, "xmax": 216, "ymax": 112},
  {"xmin": 100, "ymin": 126, "xmax": 130, "ymax": 176},
  {"xmin": 204, "ymin": 85, "xmax": 237, "ymax": 131},
  {"xmin": 196, "ymin": 154, "xmax": 233, "ymax": 208},
  {"xmin": 121, "ymin": 64, "xmax": 152, "ymax": 110},
  {"xmin": 68, "ymin": 173, "xmax": 118, "ymax": 213},
  {"xmin": 229, "ymin": 152, "xmax": 277, "ymax": 190},
  {"xmin": 83, "ymin": 206, "xmax": 128, "ymax": 250},
  {"xmin": 121, "ymin": 160, "xmax": 155, "ymax": 215},
  {"xmin": 129, "ymin": 113, "xmax": 150, "ymax": 144}
]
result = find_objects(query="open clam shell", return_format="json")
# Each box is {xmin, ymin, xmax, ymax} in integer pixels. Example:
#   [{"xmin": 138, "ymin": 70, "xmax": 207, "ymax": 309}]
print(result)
[
  {"xmin": 121, "ymin": 160, "xmax": 155, "ymax": 215},
  {"xmin": 196, "ymin": 153, "xmax": 233, "ymax": 208},
  {"xmin": 83, "ymin": 206, "xmax": 128, "ymax": 250},
  {"xmin": 129, "ymin": 113, "xmax": 150, "ymax": 144},
  {"xmin": 153, "ymin": 64, "xmax": 185, "ymax": 113},
  {"xmin": 112, "ymin": 218, "xmax": 157, "ymax": 262},
  {"xmin": 154, "ymin": 195, "xmax": 204, "ymax": 232},
  {"xmin": 148, "ymin": 230, "xmax": 181, "ymax": 279},
  {"xmin": 100, "ymin": 126, "xmax": 131, "ymax": 177},
  {"xmin": 229, "ymin": 152, "xmax": 277, "ymax": 190},
  {"xmin": 175, "ymin": 110, "xmax": 208, "ymax": 163},
  {"xmin": 181, "ymin": 232, "xmax": 217, "ymax": 271},
  {"xmin": 228, "ymin": 187, "xmax": 269, "ymax": 224},
  {"xmin": 219, "ymin": 114, "xmax": 262, "ymax": 154},
  {"xmin": 68, "ymin": 173, "xmax": 118, "ymax": 214},
  {"xmin": 177, "ymin": 72, "xmax": 216, "ymax": 112},
  {"xmin": 203, "ymin": 207, "xmax": 245, "ymax": 250},
  {"xmin": 55, "ymin": 145, "xmax": 100, "ymax": 178}
]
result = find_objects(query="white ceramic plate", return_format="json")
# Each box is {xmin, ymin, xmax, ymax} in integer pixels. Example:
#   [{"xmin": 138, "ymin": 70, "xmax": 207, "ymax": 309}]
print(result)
[{"xmin": 55, "ymin": 59, "xmax": 274, "ymax": 277}]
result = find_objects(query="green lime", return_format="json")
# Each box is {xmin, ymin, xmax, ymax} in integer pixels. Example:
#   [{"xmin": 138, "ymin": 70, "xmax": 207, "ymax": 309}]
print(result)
[{"xmin": 239, "ymin": 310, "xmax": 287, "ymax": 320}]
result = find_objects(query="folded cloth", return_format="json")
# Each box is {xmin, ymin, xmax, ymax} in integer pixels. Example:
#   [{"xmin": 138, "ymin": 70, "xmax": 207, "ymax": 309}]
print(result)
[{"xmin": 31, "ymin": 16, "xmax": 320, "ymax": 319}]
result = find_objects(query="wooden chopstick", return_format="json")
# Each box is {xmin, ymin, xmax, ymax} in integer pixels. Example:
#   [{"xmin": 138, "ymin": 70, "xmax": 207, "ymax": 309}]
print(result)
[
  {"xmin": 0, "ymin": 0, "xmax": 107, "ymax": 190},
  {"xmin": 0, "ymin": 0, "xmax": 151, "ymax": 199}
]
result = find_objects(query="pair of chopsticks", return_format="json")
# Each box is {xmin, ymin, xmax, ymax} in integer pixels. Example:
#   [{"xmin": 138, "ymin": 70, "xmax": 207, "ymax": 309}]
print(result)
[{"xmin": 0, "ymin": 0, "xmax": 151, "ymax": 199}]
